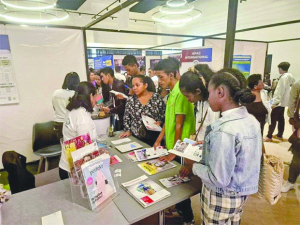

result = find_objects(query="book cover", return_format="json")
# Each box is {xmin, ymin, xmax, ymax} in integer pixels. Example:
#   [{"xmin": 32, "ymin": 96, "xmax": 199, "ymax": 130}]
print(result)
[
  {"xmin": 122, "ymin": 175, "xmax": 170, "ymax": 208},
  {"xmin": 134, "ymin": 147, "xmax": 168, "ymax": 161},
  {"xmin": 115, "ymin": 142, "xmax": 143, "ymax": 153},
  {"xmin": 81, "ymin": 154, "xmax": 116, "ymax": 210},
  {"xmin": 159, "ymin": 175, "xmax": 190, "ymax": 188},
  {"xmin": 126, "ymin": 151, "xmax": 138, "ymax": 162},
  {"xmin": 141, "ymin": 114, "xmax": 162, "ymax": 132},
  {"xmin": 137, "ymin": 159, "xmax": 176, "ymax": 175},
  {"xmin": 110, "ymin": 155, "xmax": 122, "ymax": 165},
  {"xmin": 169, "ymin": 138, "xmax": 202, "ymax": 162}
]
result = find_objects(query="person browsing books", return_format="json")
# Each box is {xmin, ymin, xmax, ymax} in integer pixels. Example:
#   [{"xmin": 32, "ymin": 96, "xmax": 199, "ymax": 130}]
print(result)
[
  {"xmin": 180, "ymin": 69, "xmax": 262, "ymax": 224},
  {"xmin": 58, "ymin": 82, "xmax": 98, "ymax": 180},
  {"xmin": 179, "ymin": 64, "xmax": 219, "ymax": 143},
  {"xmin": 120, "ymin": 75, "xmax": 165, "ymax": 146}
]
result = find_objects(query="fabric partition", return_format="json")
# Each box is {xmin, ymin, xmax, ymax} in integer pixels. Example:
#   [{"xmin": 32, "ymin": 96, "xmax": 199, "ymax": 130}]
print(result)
[{"xmin": 0, "ymin": 25, "xmax": 86, "ymax": 169}]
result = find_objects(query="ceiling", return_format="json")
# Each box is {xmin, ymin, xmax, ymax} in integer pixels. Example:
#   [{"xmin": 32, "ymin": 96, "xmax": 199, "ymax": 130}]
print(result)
[{"xmin": 0, "ymin": 0, "xmax": 299, "ymax": 48}]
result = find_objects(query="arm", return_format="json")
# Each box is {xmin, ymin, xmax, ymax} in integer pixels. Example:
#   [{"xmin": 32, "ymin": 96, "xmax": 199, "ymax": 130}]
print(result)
[
  {"xmin": 109, "ymin": 81, "xmax": 126, "ymax": 115},
  {"xmin": 192, "ymin": 131, "xmax": 236, "ymax": 188},
  {"xmin": 272, "ymin": 77, "xmax": 286, "ymax": 106},
  {"xmin": 123, "ymin": 100, "xmax": 132, "ymax": 132},
  {"xmin": 154, "ymin": 124, "xmax": 165, "ymax": 149},
  {"xmin": 287, "ymin": 82, "xmax": 300, "ymax": 118},
  {"xmin": 174, "ymin": 114, "xmax": 185, "ymax": 145}
]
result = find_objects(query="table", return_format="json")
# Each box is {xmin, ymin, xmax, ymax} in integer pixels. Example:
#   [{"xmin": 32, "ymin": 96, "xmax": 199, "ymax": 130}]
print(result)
[
  {"xmin": 92, "ymin": 115, "xmax": 110, "ymax": 136},
  {"xmin": 107, "ymin": 132, "xmax": 202, "ymax": 224},
  {"xmin": 2, "ymin": 179, "xmax": 129, "ymax": 225}
]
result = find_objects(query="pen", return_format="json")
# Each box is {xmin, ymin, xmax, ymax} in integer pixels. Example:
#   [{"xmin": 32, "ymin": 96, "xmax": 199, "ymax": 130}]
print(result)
[{"xmin": 124, "ymin": 85, "xmax": 131, "ymax": 89}]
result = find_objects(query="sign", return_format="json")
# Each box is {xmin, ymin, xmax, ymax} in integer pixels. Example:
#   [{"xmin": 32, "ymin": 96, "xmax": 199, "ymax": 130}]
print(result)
[
  {"xmin": 232, "ymin": 55, "xmax": 252, "ymax": 78},
  {"xmin": 181, "ymin": 48, "xmax": 212, "ymax": 63},
  {"xmin": 0, "ymin": 35, "xmax": 20, "ymax": 105},
  {"xmin": 94, "ymin": 55, "xmax": 114, "ymax": 70}
]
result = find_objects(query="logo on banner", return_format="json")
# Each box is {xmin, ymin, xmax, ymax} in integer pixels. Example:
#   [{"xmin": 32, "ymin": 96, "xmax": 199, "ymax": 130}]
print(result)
[{"xmin": 181, "ymin": 48, "xmax": 212, "ymax": 63}]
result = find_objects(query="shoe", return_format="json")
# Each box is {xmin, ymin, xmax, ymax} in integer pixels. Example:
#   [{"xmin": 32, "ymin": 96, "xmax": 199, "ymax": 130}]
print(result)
[
  {"xmin": 273, "ymin": 135, "xmax": 284, "ymax": 141},
  {"xmin": 183, "ymin": 220, "xmax": 195, "ymax": 225},
  {"xmin": 264, "ymin": 137, "xmax": 273, "ymax": 142},
  {"xmin": 165, "ymin": 208, "xmax": 181, "ymax": 218},
  {"xmin": 281, "ymin": 181, "xmax": 294, "ymax": 192}
]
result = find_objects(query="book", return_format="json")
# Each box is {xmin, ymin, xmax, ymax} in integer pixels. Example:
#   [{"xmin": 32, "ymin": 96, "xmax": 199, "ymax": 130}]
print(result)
[
  {"xmin": 169, "ymin": 138, "xmax": 202, "ymax": 162},
  {"xmin": 115, "ymin": 142, "xmax": 143, "ymax": 153},
  {"xmin": 159, "ymin": 175, "xmax": 190, "ymax": 188},
  {"xmin": 110, "ymin": 155, "xmax": 122, "ymax": 165},
  {"xmin": 81, "ymin": 154, "xmax": 116, "ymax": 210},
  {"xmin": 122, "ymin": 175, "xmax": 170, "ymax": 208},
  {"xmin": 137, "ymin": 159, "xmax": 176, "ymax": 175},
  {"xmin": 142, "ymin": 114, "xmax": 162, "ymax": 132},
  {"xmin": 134, "ymin": 147, "xmax": 168, "ymax": 161}
]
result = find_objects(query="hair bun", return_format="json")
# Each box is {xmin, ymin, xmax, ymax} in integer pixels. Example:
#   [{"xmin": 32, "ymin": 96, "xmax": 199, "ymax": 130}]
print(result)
[{"xmin": 234, "ymin": 88, "xmax": 255, "ymax": 104}]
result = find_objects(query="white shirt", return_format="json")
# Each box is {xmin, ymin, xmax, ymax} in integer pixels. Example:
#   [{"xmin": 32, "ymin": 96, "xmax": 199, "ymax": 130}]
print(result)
[
  {"xmin": 151, "ymin": 76, "xmax": 159, "ymax": 90},
  {"xmin": 196, "ymin": 101, "xmax": 220, "ymax": 141},
  {"xmin": 260, "ymin": 89, "xmax": 271, "ymax": 124},
  {"xmin": 114, "ymin": 72, "xmax": 126, "ymax": 82},
  {"xmin": 272, "ymin": 72, "xmax": 295, "ymax": 107},
  {"xmin": 52, "ymin": 89, "xmax": 75, "ymax": 123},
  {"xmin": 59, "ymin": 107, "xmax": 97, "ymax": 171}
]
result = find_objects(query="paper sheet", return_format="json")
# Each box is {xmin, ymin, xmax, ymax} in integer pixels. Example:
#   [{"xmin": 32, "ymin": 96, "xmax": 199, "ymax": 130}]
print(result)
[
  {"xmin": 110, "ymin": 90, "xmax": 128, "ymax": 99},
  {"xmin": 42, "ymin": 211, "xmax": 64, "ymax": 225},
  {"xmin": 142, "ymin": 114, "xmax": 162, "ymax": 132},
  {"xmin": 111, "ymin": 138, "xmax": 131, "ymax": 145}
]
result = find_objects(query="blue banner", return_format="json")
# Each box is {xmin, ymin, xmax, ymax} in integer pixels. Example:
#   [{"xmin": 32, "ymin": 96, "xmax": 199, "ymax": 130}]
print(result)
[{"xmin": 94, "ymin": 55, "xmax": 114, "ymax": 70}]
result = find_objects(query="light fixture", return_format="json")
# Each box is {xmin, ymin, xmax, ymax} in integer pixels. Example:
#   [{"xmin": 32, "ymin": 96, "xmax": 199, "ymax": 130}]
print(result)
[
  {"xmin": 1, "ymin": 0, "xmax": 57, "ymax": 10},
  {"xmin": 167, "ymin": 22, "xmax": 185, "ymax": 27},
  {"xmin": 166, "ymin": 0, "xmax": 187, "ymax": 7},
  {"xmin": 159, "ymin": 4, "xmax": 194, "ymax": 14}
]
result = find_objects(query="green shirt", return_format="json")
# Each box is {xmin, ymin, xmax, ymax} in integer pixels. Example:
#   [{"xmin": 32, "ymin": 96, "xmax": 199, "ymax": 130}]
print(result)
[{"xmin": 165, "ymin": 82, "xmax": 195, "ymax": 150}]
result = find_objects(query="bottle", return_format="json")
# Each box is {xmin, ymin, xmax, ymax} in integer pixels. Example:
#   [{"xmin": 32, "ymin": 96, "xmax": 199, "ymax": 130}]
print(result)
[{"xmin": 109, "ymin": 125, "xmax": 114, "ymax": 137}]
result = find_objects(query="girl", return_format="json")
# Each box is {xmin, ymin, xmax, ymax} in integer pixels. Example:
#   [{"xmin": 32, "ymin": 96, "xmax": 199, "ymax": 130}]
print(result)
[{"xmin": 180, "ymin": 69, "xmax": 262, "ymax": 224}]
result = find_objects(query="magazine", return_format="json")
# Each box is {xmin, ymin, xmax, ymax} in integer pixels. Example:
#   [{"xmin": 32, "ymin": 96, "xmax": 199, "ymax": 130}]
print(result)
[
  {"xmin": 137, "ymin": 159, "xmax": 177, "ymax": 175},
  {"xmin": 142, "ymin": 114, "xmax": 162, "ymax": 132},
  {"xmin": 122, "ymin": 175, "xmax": 170, "ymax": 208},
  {"xmin": 134, "ymin": 147, "xmax": 168, "ymax": 161},
  {"xmin": 169, "ymin": 138, "xmax": 202, "ymax": 162},
  {"xmin": 159, "ymin": 175, "xmax": 190, "ymax": 188},
  {"xmin": 115, "ymin": 142, "xmax": 143, "ymax": 153},
  {"xmin": 81, "ymin": 154, "xmax": 116, "ymax": 210},
  {"xmin": 110, "ymin": 155, "xmax": 122, "ymax": 165},
  {"xmin": 126, "ymin": 151, "xmax": 138, "ymax": 162}
]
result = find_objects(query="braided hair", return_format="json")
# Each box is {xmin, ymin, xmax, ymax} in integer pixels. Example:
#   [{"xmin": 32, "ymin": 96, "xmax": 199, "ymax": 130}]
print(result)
[{"xmin": 211, "ymin": 68, "xmax": 255, "ymax": 104}]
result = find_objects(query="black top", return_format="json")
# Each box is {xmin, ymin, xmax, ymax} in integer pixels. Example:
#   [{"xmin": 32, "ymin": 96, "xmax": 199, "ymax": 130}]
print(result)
[{"xmin": 246, "ymin": 101, "xmax": 268, "ymax": 133}]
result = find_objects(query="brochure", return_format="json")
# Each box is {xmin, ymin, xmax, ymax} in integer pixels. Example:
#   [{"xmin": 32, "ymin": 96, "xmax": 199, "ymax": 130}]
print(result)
[
  {"xmin": 159, "ymin": 175, "xmax": 190, "ymax": 188},
  {"xmin": 110, "ymin": 90, "xmax": 128, "ymax": 99},
  {"xmin": 169, "ymin": 138, "xmax": 202, "ymax": 162},
  {"xmin": 111, "ymin": 138, "xmax": 132, "ymax": 145},
  {"xmin": 81, "ymin": 154, "xmax": 116, "ymax": 210},
  {"xmin": 126, "ymin": 151, "xmax": 138, "ymax": 162},
  {"xmin": 137, "ymin": 159, "xmax": 176, "ymax": 175},
  {"xmin": 115, "ymin": 142, "xmax": 143, "ymax": 153},
  {"xmin": 110, "ymin": 155, "xmax": 122, "ymax": 165},
  {"xmin": 142, "ymin": 114, "xmax": 162, "ymax": 132},
  {"xmin": 134, "ymin": 147, "xmax": 168, "ymax": 161},
  {"xmin": 122, "ymin": 175, "xmax": 170, "ymax": 208}
]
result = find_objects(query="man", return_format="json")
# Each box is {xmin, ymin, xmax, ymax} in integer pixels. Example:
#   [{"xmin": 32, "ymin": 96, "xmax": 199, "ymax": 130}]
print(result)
[
  {"xmin": 101, "ymin": 67, "xmax": 126, "ymax": 131},
  {"xmin": 265, "ymin": 62, "xmax": 295, "ymax": 142},
  {"xmin": 122, "ymin": 55, "xmax": 141, "ymax": 96},
  {"xmin": 154, "ymin": 58, "xmax": 195, "ymax": 225},
  {"xmin": 281, "ymin": 80, "xmax": 300, "ymax": 192},
  {"xmin": 114, "ymin": 65, "xmax": 126, "ymax": 82}
]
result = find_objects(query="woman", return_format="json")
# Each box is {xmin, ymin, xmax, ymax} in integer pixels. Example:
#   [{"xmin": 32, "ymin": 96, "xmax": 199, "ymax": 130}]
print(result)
[
  {"xmin": 120, "ymin": 75, "xmax": 165, "ymax": 146},
  {"xmin": 246, "ymin": 74, "xmax": 271, "ymax": 135},
  {"xmin": 52, "ymin": 72, "xmax": 80, "ymax": 139},
  {"xmin": 179, "ymin": 64, "xmax": 219, "ymax": 142},
  {"xmin": 180, "ymin": 69, "xmax": 262, "ymax": 224},
  {"xmin": 59, "ymin": 82, "xmax": 98, "ymax": 180}
]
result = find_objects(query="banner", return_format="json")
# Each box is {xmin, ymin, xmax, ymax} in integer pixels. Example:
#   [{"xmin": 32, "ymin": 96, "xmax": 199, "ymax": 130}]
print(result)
[
  {"xmin": 232, "ymin": 55, "xmax": 252, "ymax": 78},
  {"xmin": 0, "ymin": 35, "xmax": 19, "ymax": 105},
  {"xmin": 181, "ymin": 48, "xmax": 212, "ymax": 63},
  {"xmin": 94, "ymin": 55, "xmax": 113, "ymax": 70}
]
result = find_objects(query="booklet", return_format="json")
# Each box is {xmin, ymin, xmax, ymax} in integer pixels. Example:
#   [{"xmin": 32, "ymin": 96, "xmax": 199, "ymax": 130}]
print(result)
[
  {"xmin": 134, "ymin": 147, "xmax": 168, "ymax": 161},
  {"xmin": 169, "ymin": 138, "xmax": 202, "ymax": 162},
  {"xmin": 159, "ymin": 175, "xmax": 190, "ymax": 188},
  {"xmin": 110, "ymin": 90, "xmax": 128, "ymax": 99},
  {"xmin": 110, "ymin": 155, "xmax": 122, "ymax": 165},
  {"xmin": 137, "ymin": 159, "xmax": 176, "ymax": 175},
  {"xmin": 122, "ymin": 175, "xmax": 170, "ymax": 208},
  {"xmin": 115, "ymin": 142, "xmax": 143, "ymax": 153},
  {"xmin": 81, "ymin": 154, "xmax": 116, "ymax": 210},
  {"xmin": 126, "ymin": 151, "xmax": 138, "ymax": 162},
  {"xmin": 142, "ymin": 114, "xmax": 162, "ymax": 132}
]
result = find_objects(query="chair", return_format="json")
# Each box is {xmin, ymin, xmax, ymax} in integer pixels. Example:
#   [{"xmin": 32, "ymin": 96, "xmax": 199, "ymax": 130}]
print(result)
[{"xmin": 32, "ymin": 121, "xmax": 61, "ymax": 173}]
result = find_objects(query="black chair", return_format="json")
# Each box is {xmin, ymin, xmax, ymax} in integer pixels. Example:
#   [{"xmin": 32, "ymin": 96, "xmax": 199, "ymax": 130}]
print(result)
[{"xmin": 32, "ymin": 121, "xmax": 61, "ymax": 173}]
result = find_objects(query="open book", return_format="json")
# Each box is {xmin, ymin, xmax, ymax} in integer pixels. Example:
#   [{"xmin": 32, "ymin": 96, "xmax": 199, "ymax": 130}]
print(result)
[
  {"xmin": 122, "ymin": 175, "xmax": 170, "ymax": 208},
  {"xmin": 142, "ymin": 114, "xmax": 162, "ymax": 132},
  {"xmin": 169, "ymin": 138, "xmax": 202, "ymax": 162},
  {"xmin": 138, "ymin": 159, "xmax": 176, "ymax": 175},
  {"xmin": 134, "ymin": 147, "xmax": 168, "ymax": 161},
  {"xmin": 159, "ymin": 175, "xmax": 190, "ymax": 188}
]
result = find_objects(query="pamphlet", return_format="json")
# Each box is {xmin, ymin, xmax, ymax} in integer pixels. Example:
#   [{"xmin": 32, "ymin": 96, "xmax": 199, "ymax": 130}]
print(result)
[
  {"xmin": 81, "ymin": 154, "xmax": 116, "ymax": 210},
  {"xmin": 42, "ymin": 210, "xmax": 64, "ymax": 225},
  {"xmin": 115, "ymin": 142, "xmax": 143, "ymax": 153},
  {"xmin": 137, "ymin": 159, "xmax": 176, "ymax": 175},
  {"xmin": 142, "ymin": 114, "xmax": 162, "ymax": 132},
  {"xmin": 169, "ymin": 138, "xmax": 202, "ymax": 162},
  {"xmin": 134, "ymin": 147, "xmax": 168, "ymax": 161},
  {"xmin": 159, "ymin": 175, "xmax": 190, "ymax": 188},
  {"xmin": 110, "ymin": 155, "xmax": 122, "ymax": 165},
  {"xmin": 122, "ymin": 175, "xmax": 170, "ymax": 208},
  {"xmin": 126, "ymin": 151, "xmax": 138, "ymax": 162},
  {"xmin": 110, "ymin": 90, "xmax": 128, "ymax": 99},
  {"xmin": 111, "ymin": 138, "xmax": 132, "ymax": 145}
]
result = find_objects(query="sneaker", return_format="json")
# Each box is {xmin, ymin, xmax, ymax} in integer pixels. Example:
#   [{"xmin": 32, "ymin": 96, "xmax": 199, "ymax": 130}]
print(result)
[
  {"xmin": 273, "ymin": 135, "xmax": 284, "ymax": 141},
  {"xmin": 264, "ymin": 137, "xmax": 273, "ymax": 142},
  {"xmin": 281, "ymin": 181, "xmax": 294, "ymax": 192},
  {"xmin": 183, "ymin": 220, "xmax": 195, "ymax": 225}
]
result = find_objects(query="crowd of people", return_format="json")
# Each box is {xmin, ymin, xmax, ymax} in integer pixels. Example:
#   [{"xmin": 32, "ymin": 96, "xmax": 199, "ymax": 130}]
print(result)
[{"xmin": 51, "ymin": 55, "xmax": 299, "ymax": 224}]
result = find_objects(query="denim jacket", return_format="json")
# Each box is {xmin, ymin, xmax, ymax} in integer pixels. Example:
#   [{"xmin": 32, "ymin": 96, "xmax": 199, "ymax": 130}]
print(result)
[{"xmin": 192, "ymin": 106, "xmax": 262, "ymax": 196}]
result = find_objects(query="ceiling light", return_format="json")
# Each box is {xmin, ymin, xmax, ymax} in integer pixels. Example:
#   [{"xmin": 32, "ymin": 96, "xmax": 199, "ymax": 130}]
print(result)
[
  {"xmin": 167, "ymin": 23, "xmax": 185, "ymax": 27},
  {"xmin": 166, "ymin": 0, "xmax": 187, "ymax": 7},
  {"xmin": 20, "ymin": 24, "xmax": 28, "ymax": 27},
  {"xmin": 1, "ymin": 0, "xmax": 57, "ymax": 10},
  {"xmin": 159, "ymin": 4, "xmax": 194, "ymax": 14}
]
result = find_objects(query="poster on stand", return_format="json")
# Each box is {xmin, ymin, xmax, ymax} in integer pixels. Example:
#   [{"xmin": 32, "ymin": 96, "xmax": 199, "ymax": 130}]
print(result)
[
  {"xmin": 88, "ymin": 58, "xmax": 94, "ymax": 70},
  {"xmin": 136, "ymin": 56, "xmax": 146, "ymax": 68},
  {"xmin": 232, "ymin": 55, "xmax": 252, "ymax": 78},
  {"xmin": 94, "ymin": 55, "xmax": 114, "ymax": 70},
  {"xmin": 113, "ymin": 59, "xmax": 126, "ymax": 72},
  {"xmin": 0, "ymin": 35, "xmax": 19, "ymax": 105}
]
